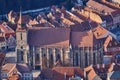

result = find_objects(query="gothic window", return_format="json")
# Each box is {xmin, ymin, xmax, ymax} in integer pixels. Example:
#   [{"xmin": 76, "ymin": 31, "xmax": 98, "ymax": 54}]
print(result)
[
  {"xmin": 56, "ymin": 54, "xmax": 61, "ymax": 61},
  {"xmin": 93, "ymin": 53, "xmax": 96, "ymax": 65},
  {"xmin": 42, "ymin": 54, "xmax": 47, "ymax": 68},
  {"xmin": 41, "ymin": 48, "xmax": 45, "ymax": 55},
  {"xmin": 85, "ymin": 53, "xmax": 88, "ymax": 66},
  {"xmin": 75, "ymin": 53, "xmax": 79, "ymax": 66},
  {"xmin": 55, "ymin": 48, "xmax": 60, "ymax": 61},
  {"xmin": 35, "ymin": 53, "xmax": 40, "ymax": 63},
  {"xmin": 20, "ymin": 32, "xmax": 22, "ymax": 40},
  {"xmin": 20, "ymin": 51, "xmax": 24, "ymax": 61},
  {"xmin": 49, "ymin": 54, "xmax": 54, "ymax": 68}
]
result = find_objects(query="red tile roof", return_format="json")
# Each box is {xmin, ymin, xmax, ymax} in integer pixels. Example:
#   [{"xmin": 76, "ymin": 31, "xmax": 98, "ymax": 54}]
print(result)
[
  {"xmin": 28, "ymin": 27, "xmax": 70, "ymax": 48},
  {"xmin": 71, "ymin": 30, "xmax": 93, "ymax": 47},
  {"xmin": 93, "ymin": 26, "xmax": 108, "ymax": 39},
  {"xmin": 0, "ymin": 22, "xmax": 15, "ymax": 38},
  {"xmin": 84, "ymin": 65, "xmax": 100, "ymax": 80},
  {"xmin": 16, "ymin": 63, "xmax": 32, "ymax": 73},
  {"xmin": 111, "ymin": 10, "xmax": 120, "ymax": 17},
  {"xmin": 2, "ymin": 63, "xmax": 32, "ymax": 74},
  {"xmin": 41, "ymin": 67, "xmax": 84, "ymax": 80},
  {"xmin": 52, "ymin": 67, "xmax": 84, "ymax": 80},
  {"xmin": 100, "ymin": 0, "xmax": 120, "ymax": 10},
  {"xmin": 8, "ymin": 74, "xmax": 20, "ymax": 80},
  {"xmin": 87, "ymin": 0, "xmax": 115, "ymax": 13},
  {"xmin": 2, "ymin": 63, "xmax": 16, "ymax": 74},
  {"xmin": 61, "ymin": 17, "xmax": 75, "ymax": 26}
]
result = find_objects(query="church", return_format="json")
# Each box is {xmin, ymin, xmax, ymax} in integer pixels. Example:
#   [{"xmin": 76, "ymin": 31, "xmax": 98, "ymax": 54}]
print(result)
[
  {"xmin": 16, "ymin": 12, "xmax": 71, "ymax": 70},
  {"xmin": 15, "ymin": 9, "xmax": 119, "ymax": 70}
]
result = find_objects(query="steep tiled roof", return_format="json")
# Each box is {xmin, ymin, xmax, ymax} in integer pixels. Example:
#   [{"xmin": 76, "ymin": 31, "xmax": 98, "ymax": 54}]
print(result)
[
  {"xmin": 2, "ymin": 63, "xmax": 16, "ymax": 73},
  {"xmin": 71, "ymin": 10, "xmax": 87, "ymax": 21},
  {"xmin": 100, "ymin": 0, "xmax": 120, "ymax": 10},
  {"xmin": 87, "ymin": 0, "xmax": 115, "ymax": 13},
  {"xmin": 71, "ymin": 20, "xmax": 98, "ymax": 32},
  {"xmin": 52, "ymin": 67, "xmax": 84, "ymax": 80},
  {"xmin": 41, "ymin": 68, "xmax": 53, "ymax": 79},
  {"xmin": 6, "ymin": 22, "xmax": 17, "ymax": 31},
  {"xmin": 17, "ymin": 63, "xmax": 32, "ymax": 73},
  {"xmin": 93, "ymin": 26, "xmax": 111, "ymax": 39},
  {"xmin": 71, "ymin": 30, "xmax": 93, "ymax": 47},
  {"xmin": 8, "ymin": 74, "xmax": 20, "ymax": 80},
  {"xmin": 15, "ymin": 15, "xmax": 32, "ymax": 24},
  {"xmin": 61, "ymin": 17, "xmax": 75, "ymax": 26},
  {"xmin": 111, "ymin": 10, "xmax": 120, "ymax": 17},
  {"xmin": 84, "ymin": 65, "xmax": 102, "ymax": 80},
  {"xmin": 28, "ymin": 19, "xmax": 38, "ymax": 25},
  {"xmin": 41, "ymin": 67, "xmax": 84, "ymax": 80},
  {"xmin": 0, "ymin": 22, "xmax": 15, "ymax": 37},
  {"xmin": 28, "ymin": 27, "xmax": 70, "ymax": 48},
  {"xmin": 2, "ymin": 63, "xmax": 32, "ymax": 74}
]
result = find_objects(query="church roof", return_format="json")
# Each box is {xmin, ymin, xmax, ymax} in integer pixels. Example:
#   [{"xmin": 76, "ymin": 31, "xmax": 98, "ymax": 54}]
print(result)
[{"xmin": 28, "ymin": 27, "xmax": 70, "ymax": 48}]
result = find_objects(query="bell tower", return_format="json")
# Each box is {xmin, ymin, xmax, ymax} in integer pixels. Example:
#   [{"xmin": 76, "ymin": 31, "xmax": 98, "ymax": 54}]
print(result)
[{"xmin": 16, "ymin": 9, "xmax": 29, "ymax": 64}]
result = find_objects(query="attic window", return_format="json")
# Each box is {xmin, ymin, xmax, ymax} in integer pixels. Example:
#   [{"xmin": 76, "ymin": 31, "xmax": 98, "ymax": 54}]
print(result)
[{"xmin": 97, "ymin": 32, "xmax": 99, "ymax": 36}]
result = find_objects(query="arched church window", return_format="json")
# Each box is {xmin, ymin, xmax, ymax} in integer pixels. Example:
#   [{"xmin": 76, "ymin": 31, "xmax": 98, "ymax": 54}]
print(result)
[
  {"xmin": 56, "ymin": 54, "xmax": 61, "ymax": 61},
  {"xmin": 93, "ymin": 53, "xmax": 96, "ymax": 65},
  {"xmin": 75, "ymin": 53, "xmax": 79, "ymax": 66},
  {"xmin": 85, "ymin": 53, "xmax": 88, "ymax": 66},
  {"xmin": 49, "ymin": 54, "xmax": 54, "ymax": 68},
  {"xmin": 21, "ymin": 51, "xmax": 24, "ymax": 61}
]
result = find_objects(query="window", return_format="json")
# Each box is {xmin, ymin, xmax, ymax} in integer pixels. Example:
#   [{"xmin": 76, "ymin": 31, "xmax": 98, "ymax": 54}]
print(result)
[
  {"xmin": 23, "ymin": 73, "xmax": 32, "ymax": 80},
  {"xmin": 21, "ymin": 51, "xmax": 24, "ymax": 61},
  {"xmin": 49, "ymin": 54, "xmax": 54, "ymax": 68},
  {"xmin": 1, "ymin": 73, "xmax": 8, "ymax": 78},
  {"xmin": 35, "ymin": 53, "xmax": 40, "ymax": 63},
  {"xmin": 93, "ymin": 53, "xmax": 96, "ymax": 65},
  {"xmin": 56, "ymin": 54, "xmax": 61, "ymax": 61},
  {"xmin": 85, "ymin": 53, "xmax": 88, "ymax": 66},
  {"xmin": 20, "ymin": 32, "xmax": 22, "ymax": 40},
  {"xmin": 75, "ymin": 53, "xmax": 79, "ymax": 66}
]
